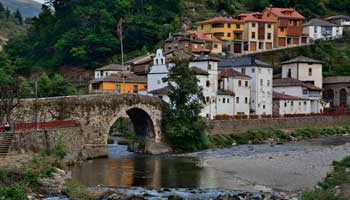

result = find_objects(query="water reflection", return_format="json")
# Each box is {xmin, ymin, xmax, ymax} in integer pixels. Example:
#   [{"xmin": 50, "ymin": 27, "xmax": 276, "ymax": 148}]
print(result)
[{"xmin": 72, "ymin": 137, "xmax": 203, "ymax": 188}]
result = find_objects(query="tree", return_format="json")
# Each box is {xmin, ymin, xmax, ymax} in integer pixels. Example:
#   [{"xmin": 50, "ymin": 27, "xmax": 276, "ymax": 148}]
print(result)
[
  {"xmin": 0, "ymin": 2, "xmax": 5, "ymax": 13},
  {"xmin": 163, "ymin": 59, "xmax": 210, "ymax": 151},
  {"xmin": 14, "ymin": 9, "xmax": 23, "ymax": 25},
  {"xmin": 37, "ymin": 72, "xmax": 77, "ymax": 98},
  {"xmin": 0, "ymin": 79, "xmax": 21, "ymax": 122}
]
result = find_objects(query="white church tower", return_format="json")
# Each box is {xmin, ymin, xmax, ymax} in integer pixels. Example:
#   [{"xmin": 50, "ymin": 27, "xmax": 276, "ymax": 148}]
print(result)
[{"xmin": 147, "ymin": 49, "xmax": 169, "ymax": 93}]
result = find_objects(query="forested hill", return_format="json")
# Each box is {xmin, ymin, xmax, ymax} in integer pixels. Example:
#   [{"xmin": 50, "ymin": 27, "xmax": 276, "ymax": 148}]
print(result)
[
  {"xmin": 0, "ymin": 0, "xmax": 41, "ymax": 17},
  {"xmin": 2, "ymin": 0, "xmax": 350, "ymax": 76}
]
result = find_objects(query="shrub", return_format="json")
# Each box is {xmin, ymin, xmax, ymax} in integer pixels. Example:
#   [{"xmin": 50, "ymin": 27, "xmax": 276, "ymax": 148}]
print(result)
[
  {"xmin": 301, "ymin": 189, "xmax": 340, "ymax": 200},
  {"xmin": 0, "ymin": 185, "xmax": 28, "ymax": 200},
  {"xmin": 64, "ymin": 180, "xmax": 97, "ymax": 200}
]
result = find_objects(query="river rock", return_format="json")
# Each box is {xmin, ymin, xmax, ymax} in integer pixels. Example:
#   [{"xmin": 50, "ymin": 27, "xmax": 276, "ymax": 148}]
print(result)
[
  {"xmin": 168, "ymin": 195, "xmax": 183, "ymax": 200},
  {"xmin": 39, "ymin": 168, "xmax": 71, "ymax": 194}
]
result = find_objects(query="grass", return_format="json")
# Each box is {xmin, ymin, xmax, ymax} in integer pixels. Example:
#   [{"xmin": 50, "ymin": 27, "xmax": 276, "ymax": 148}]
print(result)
[
  {"xmin": 301, "ymin": 156, "xmax": 350, "ymax": 200},
  {"xmin": 210, "ymin": 126, "xmax": 350, "ymax": 148},
  {"xmin": 64, "ymin": 180, "xmax": 98, "ymax": 200}
]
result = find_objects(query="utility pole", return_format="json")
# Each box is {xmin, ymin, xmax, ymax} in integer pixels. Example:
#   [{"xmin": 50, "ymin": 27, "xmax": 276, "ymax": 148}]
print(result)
[{"xmin": 117, "ymin": 17, "xmax": 126, "ymax": 94}]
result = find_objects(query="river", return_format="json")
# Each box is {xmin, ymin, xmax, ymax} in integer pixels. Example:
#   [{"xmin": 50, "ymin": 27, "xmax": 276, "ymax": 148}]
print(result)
[{"xmin": 71, "ymin": 136, "xmax": 350, "ymax": 194}]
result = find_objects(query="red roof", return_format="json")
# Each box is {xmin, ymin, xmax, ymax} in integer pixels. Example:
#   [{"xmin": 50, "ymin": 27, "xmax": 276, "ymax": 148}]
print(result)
[
  {"xmin": 196, "ymin": 16, "xmax": 241, "ymax": 25},
  {"xmin": 264, "ymin": 7, "xmax": 305, "ymax": 20},
  {"xmin": 187, "ymin": 31, "xmax": 223, "ymax": 43},
  {"xmin": 238, "ymin": 12, "xmax": 276, "ymax": 23}
]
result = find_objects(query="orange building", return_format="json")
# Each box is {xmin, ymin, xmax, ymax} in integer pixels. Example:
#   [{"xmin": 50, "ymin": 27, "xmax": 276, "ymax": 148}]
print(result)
[
  {"xmin": 262, "ymin": 7, "xmax": 309, "ymax": 48},
  {"xmin": 90, "ymin": 73, "xmax": 147, "ymax": 94}
]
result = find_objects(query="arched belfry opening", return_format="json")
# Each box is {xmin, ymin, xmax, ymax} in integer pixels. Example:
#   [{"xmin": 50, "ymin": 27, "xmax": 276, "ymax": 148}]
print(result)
[{"xmin": 126, "ymin": 108, "xmax": 155, "ymax": 138}]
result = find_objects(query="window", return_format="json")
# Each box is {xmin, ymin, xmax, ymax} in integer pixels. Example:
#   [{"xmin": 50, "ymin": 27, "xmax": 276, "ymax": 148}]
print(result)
[
  {"xmin": 223, "ymin": 98, "xmax": 226, "ymax": 103},
  {"xmin": 263, "ymin": 105, "xmax": 266, "ymax": 109},
  {"xmin": 252, "ymin": 23, "xmax": 256, "ymax": 27},
  {"xmin": 133, "ymin": 85, "xmax": 138, "ymax": 93},
  {"xmin": 206, "ymin": 80, "xmax": 210, "ymax": 87},
  {"xmin": 228, "ymin": 24, "xmax": 231, "ymax": 28},
  {"xmin": 238, "ymin": 80, "xmax": 242, "ymax": 86},
  {"xmin": 260, "ymin": 79, "xmax": 263, "ymax": 86},
  {"xmin": 236, "ymin": 97, "xmax": 240, "ymax": 103},
  {"xmin": 236, "ymin": 24, "xmax": 240, "ymax": 29},
  {"xmin": 303, "ymin": 89, "xmax": 308, "ymax": 95},
  {"xmin": 267, "ymin": 80, "xmax": 270, "ymax": 87},
  {"xmin": 245, "ymin": 81, "xmax": 248, "ymax": 87},
  {"xmin": 252, "ymin": 68, "xmax": 255, "ymax": 73},
  {"xmin": 291, "ymin": 101, "xmax": 294, "ymax": 107},
  {"xmin": 252, "ymin": 32, "xmax": 256, "ymax": 39},
  {"xmin": 201, "ymin": 25, "xmax": 204, "ymax": 30},
  {"xmin": 242, "ymin": 68, "xmax": 246, "ymax": 74},
  {"xmin": 309, "ymin": 68, "xmax": 312, "ymax": 76},
  {"xmin": 259, "ymin": 42, "xmax": 263, "ymax": 49},
  {"xmin": 284, "ymin": 102, "xmax": 287, "ymax": 107},
  {"xmin": 227, "ymin": 32, "xmax": 231, "ymax": 37},
  {"xmin": 227, "ymin": 98, "xmax": 230, "ymax": 103},
  {"xmin": 314, "ymin": 27, "xmax": 318, "ymax": 33},
  {"xmin": 280, "ymin": 27, "xmax": 285, "ymax": 32},
  {"xmin": 206, "ymin": 97, "xmax": 210, "ymax": 103},
  {"xmin": 267, "ymin": 33, "xmax": 271, "ymax": 40},
  {"xmin": 245, "ymin": 97, "xmax": 248, "ymax": 104},
  {"xmin": 116, "ymin": 85, "xmax": 121, "ymax": 94},
  {"xmin": 304, "ymin": 101, "xmax": 307, "ymax": 105},
  {"xmin": 267, "ymin": 23, "xmax": 272, "ymax": 28},
  {"xmin": 214, "ymin": 44, "xmax": 218, "ymax": 48},
  {"xmin": 212, "ymin": 23, "xmax": 224, "ymax": 28},
  {"xmin": 288, "ymin": 69, "xmax": 292, "ymax": 78},
  {"xmin": 208, "ymin": 64, "xmax": 212, "ymax": 70}
]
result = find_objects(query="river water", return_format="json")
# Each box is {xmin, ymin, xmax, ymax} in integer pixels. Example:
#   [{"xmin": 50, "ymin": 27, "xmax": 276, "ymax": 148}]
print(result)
[{"xmin": 71, "ymin": 136, "xmax": 350, "ymax": 193}]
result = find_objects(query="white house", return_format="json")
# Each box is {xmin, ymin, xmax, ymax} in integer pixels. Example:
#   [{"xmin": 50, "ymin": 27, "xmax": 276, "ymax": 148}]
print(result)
[
  {"xmin": 273, "ymin": 78, "xmax": 323, "ymax": 113},
  {"xmin": 281, "ymin": 56, "xmax": 323, "ymax": 89},
  {"xmin": 189, "ymin": 57, "xmax": 221, "ymax": 119},
  {"xmin": 219, "ymin": 57, "xmax": 273, "ymax": 115},
  {"xmin": 94, "ymin": 64, "xmax": 129, "ymax": 79},
  {"xmin": 218, "ymin": 68, "xmax": 251, "ymax": 115},
  {"xmin": 326, "ymin": 15, "xmax": 350, "ymax": 34},
  {"xmin": 303, "ymin": 18, "xmax": 343, "ymax": 40},
  {"xmin": 273, "ymin": 91, "xmax": 312, "ymax": 115}
]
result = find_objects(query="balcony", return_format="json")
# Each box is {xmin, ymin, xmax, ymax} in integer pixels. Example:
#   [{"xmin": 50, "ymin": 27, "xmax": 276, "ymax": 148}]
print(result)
[{"xmin": 287, "ymin": 26, "xmax": 303, "ymax": 36}]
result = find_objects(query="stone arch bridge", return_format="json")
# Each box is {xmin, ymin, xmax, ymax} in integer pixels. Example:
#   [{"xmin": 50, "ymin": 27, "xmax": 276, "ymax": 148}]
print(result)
[{"xmin": 11, "ymin": 94, "xmax": 171, "ymax": 156}]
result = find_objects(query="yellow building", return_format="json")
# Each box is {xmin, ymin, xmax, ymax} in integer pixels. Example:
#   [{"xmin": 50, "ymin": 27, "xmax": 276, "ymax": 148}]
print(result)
[
  {"xmin": 196, "ymin": 16, "xmax": 244, "ymax": 41},
  {"xmin": 90, "ymin": 73, "xmax": 147, "ymax": 94}
]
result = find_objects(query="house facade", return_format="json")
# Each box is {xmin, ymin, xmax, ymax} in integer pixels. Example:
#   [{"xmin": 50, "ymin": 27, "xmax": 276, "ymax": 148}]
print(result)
[
  {"xmin": 281, "ymin": 56, "xmax": 323, "ymax": 89},
  {"xmin": 273, "ymin": 78, "xmax": 323, "ymax": 113},
  {"xmin": 219, "ymin": 68, "xmax": 251, "ymax": 115},
  {"xmin": 90, "ymin": 73, "xmax": 147, "ymax": 94},
  {"xmin": 323, "ymin": 76, "xmax": 350, "ymax": 108},
  {"xmin": 196, "ymin": 17, "xmax": 245, "ymax": 41},
  {"xmin": 219, "ymin": 57, "xmax": 273, "ymax": 115},
  {"xmin": 262, "ymin": 7, "xmax": 308, "ymax": 48},
  {"xmin": 303, "ymin": 18, "xmax": 343, "ymax": 40},
  {"xmin": 147, "ymin": 49, "xmax": 171, "ymax": 94},
  {"xmin": 273, "ymin": 91, "xmax": 312, "ymax": 115},
  {"xmin": 94, "ymin": 64, "xmax": 129, "ymax": 79},
  {"xmin": 326, "ymin": 15, "xmax": 350, "ymax": 35}
]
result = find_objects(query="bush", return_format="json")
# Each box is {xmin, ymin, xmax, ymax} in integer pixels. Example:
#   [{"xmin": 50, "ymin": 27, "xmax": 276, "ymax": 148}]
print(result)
[
  {"xmin": 301, "ymin": 189, "xmax": 340, "ymax": 200},
  {"xmin": 64, "ymin": 180, "xmax": 97, "ymax": 200},
  {"xmin": 0, "ymin": 185, "xmax": 28, "ymax": 200}
]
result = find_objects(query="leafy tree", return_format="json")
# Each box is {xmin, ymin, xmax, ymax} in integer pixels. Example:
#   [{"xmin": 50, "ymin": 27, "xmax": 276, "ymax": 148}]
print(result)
[
  {"xmin": 0, "ymin": 2, "xmax": 5, "ymax": 13},
  {"xmin": 14, "ymin": 9, "xmax": 23, "ymax": 25},
  {"xmin": 37, "ymin": 72, "xmax": 77, "ymax": 98},
  {"xmin": 163, "ymin": 59, "xmax": 210, "ymax": 151}
]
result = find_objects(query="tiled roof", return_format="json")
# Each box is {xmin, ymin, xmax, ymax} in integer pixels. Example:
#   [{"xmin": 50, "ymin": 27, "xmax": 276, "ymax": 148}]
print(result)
[
  {"xmin": 196, "ymin": 16, "xmax": 241, "ymax": 25},
  {"xmin": 324, "ymin": 76, "xmax": 350, "ymax": 84},
  {"xmin": 273, "ymin": 78, "xmax": 322, "ymax": 91},
  {"xmin": 91, "ymin": 73, "xmax": 147, "ymax": 84},
  {"xmin": 264, "ymin": 7, "xmax": 304, "ymax": 19},
  {"xmin": 273, "ymin": 91, "xmax": 308, "ymax": 100},
  {"xmin": 191, "ymin": 55, "xmax": 222, "ymax": 62},
  {"xmin": 219, "ymin": 68, "xmax": 251, "ymax": 79},
  {"xmin": 125, "ymin": 54, "xmax": 154, "ymax": 65},
  {"xmin": 303, "ymin": 18, "xmax": 341, "ymax": 27},
  {"xmin": 280, "ymin": 56, "xmax": 323, "ymax": 65},
  {"xmin": 238, "ymin": 12, "xmax": 276, "ymax": 23},
  {"xmin": 219, "ymin": 56, "xmax": 272, "ymax": 68},
  {"xmin": 96, "ymin": 64, "xmax": 124, "ymax": 71},
  {"xmin": 217, "ymin": 90, "xmax": 235, "ymax": 96},
  {"xmin": 188, "ymin": 31, "xmax": 223, "ymax": 43},
  {"xmin": 148, "ymin": 86, "xmax": 170, "ymax": 95},
  {"xmin": 326, "ymin": 15, "xmax": 350, "ymax": 20},
  {"xmin": 190, "ymin": 67, "xmax": 209, "ymax": 75}
]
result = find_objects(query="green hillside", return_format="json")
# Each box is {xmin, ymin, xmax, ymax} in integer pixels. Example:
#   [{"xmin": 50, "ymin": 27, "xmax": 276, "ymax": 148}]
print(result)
[{"xmin": 2, "ymin": 0, "xmax": 350, "ymax": 75}]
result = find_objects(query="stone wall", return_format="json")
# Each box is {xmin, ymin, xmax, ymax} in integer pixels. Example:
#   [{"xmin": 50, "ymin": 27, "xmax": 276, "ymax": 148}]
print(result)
[{"xmin": 208, "ymin": 115, "xmax": 350, "ymax": 135}]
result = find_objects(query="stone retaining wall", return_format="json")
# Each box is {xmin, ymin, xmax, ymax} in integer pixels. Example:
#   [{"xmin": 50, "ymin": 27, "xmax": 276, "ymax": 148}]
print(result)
[{"xmin": 208, "ymin": 115, "xmax": 350, "ymax": 135}]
